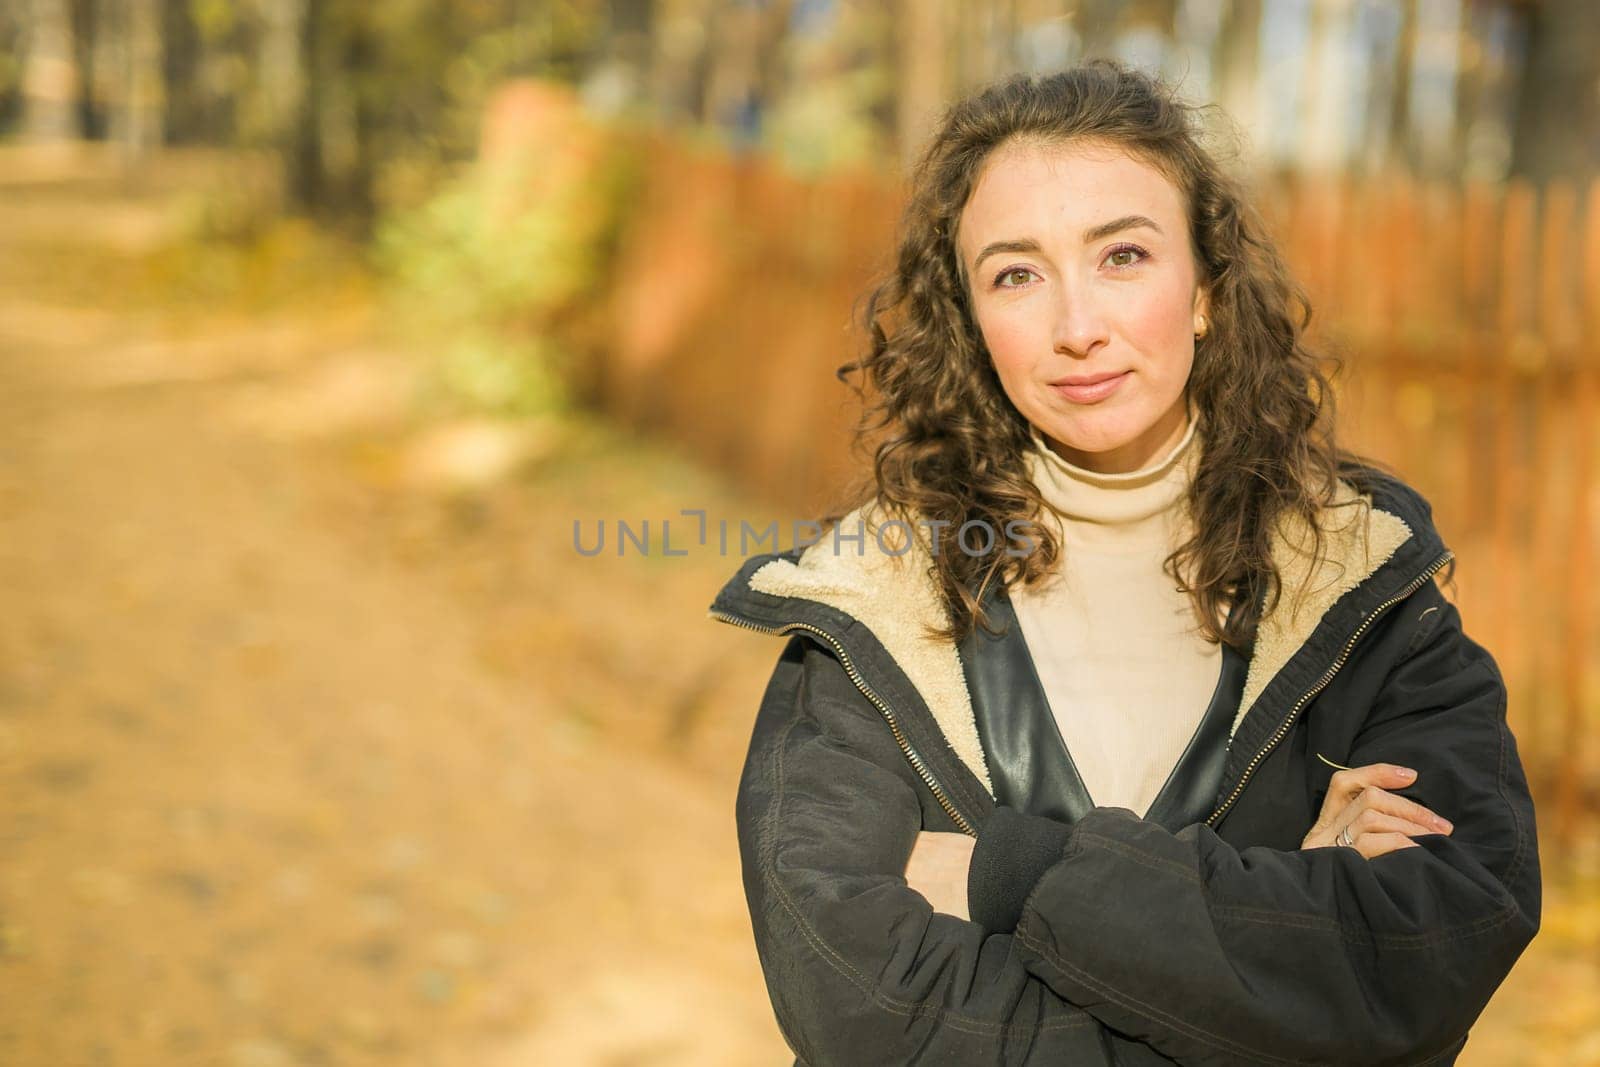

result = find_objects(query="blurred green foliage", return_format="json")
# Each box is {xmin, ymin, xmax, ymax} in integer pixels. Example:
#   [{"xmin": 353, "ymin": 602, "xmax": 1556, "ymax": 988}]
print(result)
[
  {"xmin": 764, "ymin": 63, "xmax": 891, "ymax": 176},
  {"xmin": 373, "ymin": 127, "xmax": 643, "ymax": 417}
]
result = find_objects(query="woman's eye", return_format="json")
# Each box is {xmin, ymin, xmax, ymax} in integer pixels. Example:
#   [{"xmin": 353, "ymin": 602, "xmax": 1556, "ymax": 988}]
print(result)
[
  {"xmin": 1106, "ymin": 244, "xmax": 1149, "ymax": 269},
  {"xmin": 994, "ymin": 268, "xmax": 1035, "ymax": 288}
]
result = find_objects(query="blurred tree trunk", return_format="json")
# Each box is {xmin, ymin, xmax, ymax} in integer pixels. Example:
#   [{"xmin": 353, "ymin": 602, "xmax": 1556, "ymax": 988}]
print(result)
[
  {"xmin": 21, "ymin": 0, "xmax": 76, "ymax": 140},
  {"xmin": 1509, "ymin": 0, "xmax": 1600, "ymax": 180},
  {"xmin": 0, "ymin": 7, "xmax": 25, "ymax": 133},
  {"xmin": 701, "ymin": 1, "xmax": 747, "ymax": 132},
  {"xmin": 893, "ymin": 0, "xmax": 947, "ymax": 167},
  {"xmin": 1452, "ymin": 0, "xmax": 1489, "ymax": 177},
  {"xmin": 749, "ymin": 0, "xmax": 795, "ymax": 124},
  {"xmin": 951, "ymin": 3, "xmax": 980, "ymax": 92},
  {"xmin": 612, "ymin": 0, "xmax": 652, "ymax": 50},
  {"xmin": 110, "ymin": 0, "xmax": 162, "ymax": 160},
  {"xmin": 1075, "ymin": 0, "xmax": 1125, "ymax": 59},
  {"xmin": 646, "ymin": 0, "xmax": 705, "ymax": 122},
  {"xmin": 701, "ymin": 0, "xmax": 794, "ymax": 142},
  {"xmin": 1302, "ymin": 0, "xmax": 1349, "ymax": 173},
  {"xmin": 1213, "ymin": 0, "xmax": 1260, "ymax": 145},
  {"xmin": 598, "ymin": 0, "xmax": 652, "ymax": 111},
  {"xmin": 66, "ymin": 0, "xmax": 105, "ymax": 138},
  {"xmin": 952, "ymin": 0, "xmax": 1022, "ymax": 92},
  {"xmin": 258, "ymin": 0, "xmax": 304, "ymax": 177},
  {"xmin": 281, "ymin": 1, "xmax": 381, "ymax": 233},
  {"xmin": 1386, "ymin": 0, "xmax": 1417, "ymax": 172},
  {"xmin": 336, "ymin": 11, "xmax": 380, "ymax": 232},
  {"xmin": 687, "ymin": 0, "xmax": 724, "ymax": 123},
  {"xmin": 160, "ymin": 0, "xmax": 203, "ymax": 143},
  {"xmin": 1452, "ymin": 0, "xmax": 1525, "ymax": 182},
  {"xmin": 287, "ymin": 0, "xmax": 326, "ymax": 215}
]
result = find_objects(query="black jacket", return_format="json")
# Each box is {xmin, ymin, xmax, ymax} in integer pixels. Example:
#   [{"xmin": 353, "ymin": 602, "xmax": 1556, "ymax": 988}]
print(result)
[{"xmin": 708, "ymin": 468, "xmax": 1540, "ymax": 1066}]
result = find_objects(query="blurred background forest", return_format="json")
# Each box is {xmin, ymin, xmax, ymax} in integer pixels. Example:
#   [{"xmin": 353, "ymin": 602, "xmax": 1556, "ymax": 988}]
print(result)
[{"xmin": 1, "ymin": 1, "xmax": 1597, "ymax": 1064}]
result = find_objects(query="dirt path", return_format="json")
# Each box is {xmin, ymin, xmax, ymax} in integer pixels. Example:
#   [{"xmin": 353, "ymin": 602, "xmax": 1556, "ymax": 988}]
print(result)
[
  {"xmin": 0, "ymin": 146, "xmax": 1592, "ymax": 1066},
  {"xmin": 0, "ymin": 149, "xmax": 788, "ymax": 1066}
]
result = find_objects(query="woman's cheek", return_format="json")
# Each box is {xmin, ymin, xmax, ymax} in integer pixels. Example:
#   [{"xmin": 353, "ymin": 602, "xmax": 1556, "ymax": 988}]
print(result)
[
  {"xmin": 976, "ymin": 310, "xmax": 1040, "ymax": 372},
  {"xmin": 1121, "ymin": 292, "xmax": 1186, "ymax": 353}
]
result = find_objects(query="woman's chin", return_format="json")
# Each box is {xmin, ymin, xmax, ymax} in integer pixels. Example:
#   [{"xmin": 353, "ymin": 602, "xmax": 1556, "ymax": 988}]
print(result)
[{"xmin": 1032, "ymin": 418, "xmax": 1143, "ymax": 462}]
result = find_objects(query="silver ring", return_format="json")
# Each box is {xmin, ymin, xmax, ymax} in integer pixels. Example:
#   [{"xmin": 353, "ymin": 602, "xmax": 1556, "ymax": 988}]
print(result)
[{"xmin": 1337, "ymin": 825, "xmax": 1355, "ymax": 849}]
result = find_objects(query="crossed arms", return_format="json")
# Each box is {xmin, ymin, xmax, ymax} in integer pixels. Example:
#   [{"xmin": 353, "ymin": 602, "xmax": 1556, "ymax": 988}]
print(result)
[{"xmin": 735, "ymin": 586, "xmax": 1539, "ymax": 1066}]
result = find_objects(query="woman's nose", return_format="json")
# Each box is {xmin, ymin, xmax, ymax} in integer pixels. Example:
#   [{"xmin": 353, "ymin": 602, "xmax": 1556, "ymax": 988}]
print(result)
[{"xmin": 1051, "ymin": 290, "xmax": 1110, "ymax": 357}]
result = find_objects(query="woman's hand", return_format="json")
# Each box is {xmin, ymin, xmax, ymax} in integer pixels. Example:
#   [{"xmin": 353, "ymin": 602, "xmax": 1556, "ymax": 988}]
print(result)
[
  {"xmin": 904, "ymin": 831, "xmax": 977, "ymax": 920},
  {"xmin": 1301, "ymin": 763, "xmax": 1454, "ymax": 858}
]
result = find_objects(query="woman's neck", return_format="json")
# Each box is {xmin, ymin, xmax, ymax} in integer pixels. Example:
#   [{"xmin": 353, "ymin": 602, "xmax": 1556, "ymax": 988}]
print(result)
[{"xmin": 1024, "ymin": 413, "xmax": 1199, "ymax": 552}]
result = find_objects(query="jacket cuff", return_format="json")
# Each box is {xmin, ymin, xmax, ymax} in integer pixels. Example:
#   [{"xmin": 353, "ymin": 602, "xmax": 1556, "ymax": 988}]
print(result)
[{"xmin": 967, "ymin": 805, "xmax": 1074, "ymax": 933}]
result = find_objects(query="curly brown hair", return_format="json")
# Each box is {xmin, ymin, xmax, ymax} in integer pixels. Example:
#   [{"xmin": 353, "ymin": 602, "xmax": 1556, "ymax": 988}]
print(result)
[{"xmin": 826, "ymin": 59, "xmax": 1391, "ymax": 652}]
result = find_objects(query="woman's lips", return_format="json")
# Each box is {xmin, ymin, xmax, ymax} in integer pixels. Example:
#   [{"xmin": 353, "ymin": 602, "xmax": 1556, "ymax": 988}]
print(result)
[{"xmin": 1049, "ymin": 371, "xmax": 1130, "ymax": 404}]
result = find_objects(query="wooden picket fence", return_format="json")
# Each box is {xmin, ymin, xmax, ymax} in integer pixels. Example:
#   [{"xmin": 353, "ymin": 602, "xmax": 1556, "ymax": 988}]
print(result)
[
  {"xmin": 1259, "ymin": 172, "xmax": 1599, "ymax": 869},
  {"xmin": 587, "ymin": 130, "xmax": 1599, "ymax": 870}
]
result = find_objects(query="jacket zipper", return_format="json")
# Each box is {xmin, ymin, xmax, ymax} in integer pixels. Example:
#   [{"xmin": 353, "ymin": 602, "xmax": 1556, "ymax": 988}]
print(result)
[
  {"xmin": 709, "ymin": 609, "xmax": 978, "ymax": 836},
  {"xmin": 1204, "ymin": 549, "xmax": 1455, "ymax": 828}
]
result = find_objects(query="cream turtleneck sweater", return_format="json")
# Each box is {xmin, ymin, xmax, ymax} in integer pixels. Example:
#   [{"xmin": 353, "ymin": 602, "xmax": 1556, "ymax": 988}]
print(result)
[{"xmin": 1010, "ymin": 413, "xmax": 1223, "ymax": 819}]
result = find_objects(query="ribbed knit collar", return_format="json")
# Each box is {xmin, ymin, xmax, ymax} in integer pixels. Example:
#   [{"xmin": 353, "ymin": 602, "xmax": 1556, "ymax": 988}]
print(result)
[{"xmin": 1023, "ymin": 409, "xmax": 1200, "ymax": 553}]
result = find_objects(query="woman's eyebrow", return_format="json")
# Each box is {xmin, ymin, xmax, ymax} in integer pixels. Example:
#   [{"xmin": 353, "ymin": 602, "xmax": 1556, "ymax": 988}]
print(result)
[
  {"xmin": 971, "ymin": 215, "xmax": 1164, "ymax": 272},
  {"xmin": 972, "ymin": 238, "xmax": 1043, "ymax": 272},
  {"xmin": 1082, "ymin": 214, "xmax": 1163, "ymax": 243}
]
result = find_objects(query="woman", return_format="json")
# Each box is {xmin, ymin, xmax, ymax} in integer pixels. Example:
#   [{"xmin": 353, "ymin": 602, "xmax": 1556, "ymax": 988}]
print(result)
[{"xmin": 708, "ymin": 60, "xmax": 1538, "ymax": 1066}]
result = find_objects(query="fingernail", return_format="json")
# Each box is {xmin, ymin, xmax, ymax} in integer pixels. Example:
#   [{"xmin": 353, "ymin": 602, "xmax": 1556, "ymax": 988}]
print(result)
[
  {"xmin": 1437, "ymin": 818, "xmax": 1452, "ymax": 832},
  {"xmin": 1397, "ymin": 767, "xmax": 1417, "ymax": 780}
]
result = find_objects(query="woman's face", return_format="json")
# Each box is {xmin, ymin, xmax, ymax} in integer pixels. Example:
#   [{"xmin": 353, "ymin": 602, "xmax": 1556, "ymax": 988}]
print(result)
[{"xmin": 955, "ymin": 139, "xmax": 1209, "ymax": 474}]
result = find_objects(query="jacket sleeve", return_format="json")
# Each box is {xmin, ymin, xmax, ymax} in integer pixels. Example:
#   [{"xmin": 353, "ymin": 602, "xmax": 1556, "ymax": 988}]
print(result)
[
  {"xmin": 736, "ymin": 633, "xmax": 1176, "ymax": 1066},
  {"xmin": 971, "ymin": 578, "xmax": 1541, "ymax": 1066}
]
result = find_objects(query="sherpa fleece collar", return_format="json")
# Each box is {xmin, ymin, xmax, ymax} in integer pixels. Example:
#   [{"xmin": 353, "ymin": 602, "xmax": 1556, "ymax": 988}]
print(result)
[{"xmin": 738, "ymin": 484, "xmax": 1417, "ymax": 801}]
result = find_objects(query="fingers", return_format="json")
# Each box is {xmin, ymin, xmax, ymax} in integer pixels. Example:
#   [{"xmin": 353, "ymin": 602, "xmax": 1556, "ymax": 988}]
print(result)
[
  {"xmin": 1324, "ymin": 763, "xmax": 1417, "ymax": 807},
  {"xmin": 1324, "ymin": 790, "xmax": 1456, "ymax": 859},
  {"xmin": 1356, "ymin": 787, "xmax": 1453, "ymax": 835},
  {"xmin": 1301, "ymin": 760, "xmax": 1456, "ymax": 852},
  {"xmin": 1311, "ymin": 762, "xmax": 1421, "ymax": 835},
  {"xmin": 1349, "ymin": 808, "xmax": 1447, "ymax": 841}
]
